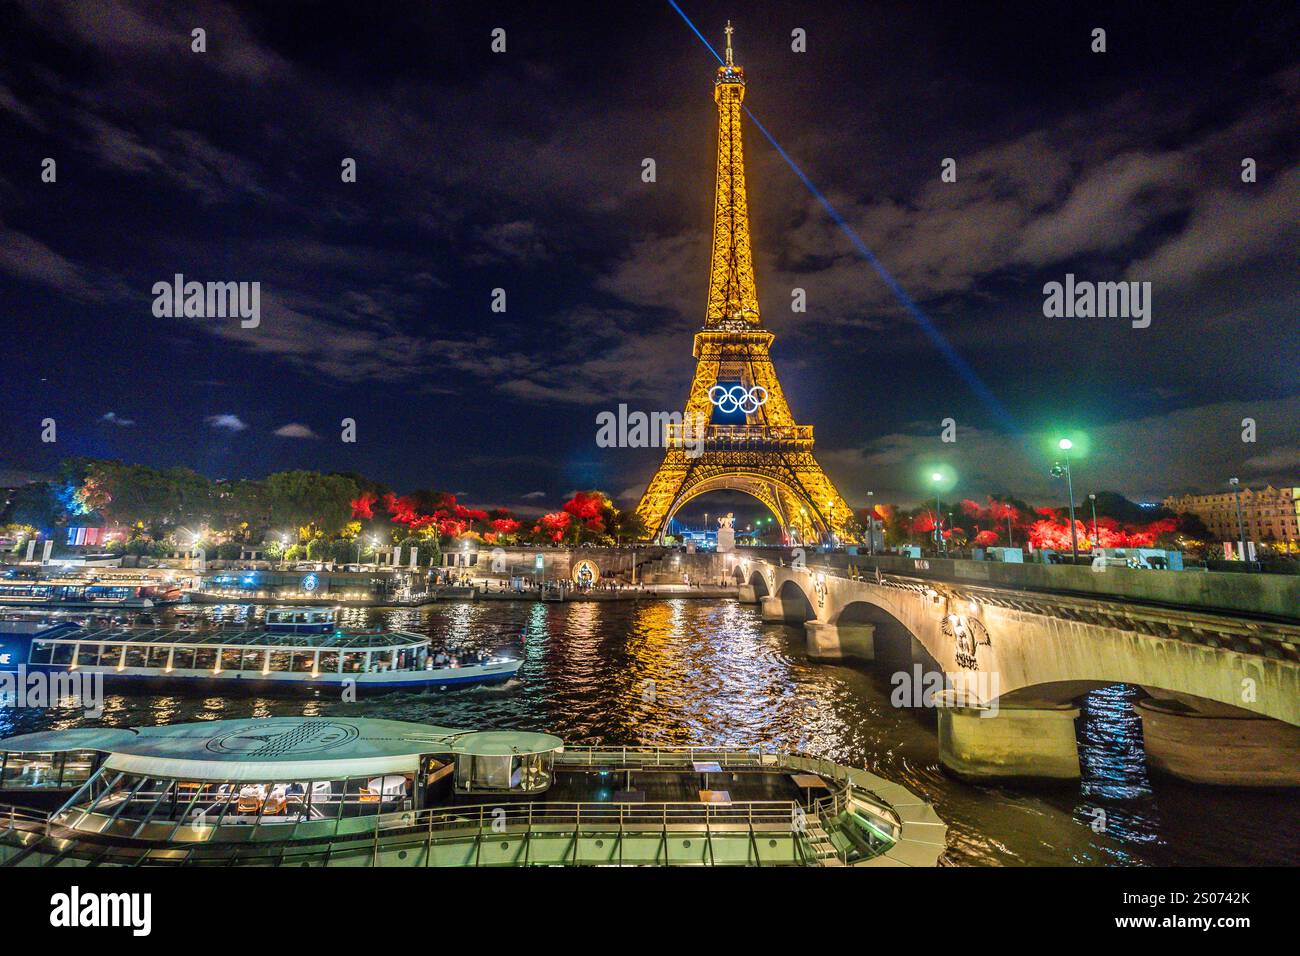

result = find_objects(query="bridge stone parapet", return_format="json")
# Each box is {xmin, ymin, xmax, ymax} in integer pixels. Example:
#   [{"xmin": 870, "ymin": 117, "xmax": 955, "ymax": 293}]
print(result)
[{"xmin": 738, "ymin": 549, "xmax": 1300, "ymax": 621}]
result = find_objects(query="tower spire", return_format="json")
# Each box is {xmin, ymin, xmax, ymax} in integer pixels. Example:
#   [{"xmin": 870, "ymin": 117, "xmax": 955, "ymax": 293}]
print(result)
[{"xmin": 708, "ymin": 19, "xmax": 757, "ymax": 327}]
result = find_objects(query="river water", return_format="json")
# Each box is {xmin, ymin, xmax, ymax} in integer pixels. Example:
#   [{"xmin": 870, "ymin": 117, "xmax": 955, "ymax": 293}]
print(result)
[{"xmin": 4, "ymin": 598, "xmax": 1296, "ymax": 866}]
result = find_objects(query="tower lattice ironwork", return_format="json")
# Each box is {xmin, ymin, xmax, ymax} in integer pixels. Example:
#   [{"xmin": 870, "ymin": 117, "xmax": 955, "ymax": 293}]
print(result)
[{"xmin": 635, "ymin": 23, "xmax": 859, "ymax": 545}]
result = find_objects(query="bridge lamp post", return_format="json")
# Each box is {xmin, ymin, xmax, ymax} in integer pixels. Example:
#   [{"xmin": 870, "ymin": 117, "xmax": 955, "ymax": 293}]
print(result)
[
  {"xmin": 1088, "ymin": 493, "xmax": 1098, "ymax": 548},
  {"xmin": 1229, "ymin": 477, "xmax": 1249, "ymax": 570},
  {"xmin": 866, "ymin": 491, "xmax": 876, "ymax": 555},
  {"xmin": 1050, "ymin": 439, "xmax": 1080, "ymax": 564},
  {"xmin": 931, "ymin": 472, "xmax": 945, "ymax": 556}
]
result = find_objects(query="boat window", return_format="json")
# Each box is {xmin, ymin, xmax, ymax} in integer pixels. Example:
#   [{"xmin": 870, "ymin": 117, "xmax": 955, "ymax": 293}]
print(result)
[
  {"xmin": 337, "ymin": 774, "xmax": 412, "ymax": 817},
  {"xmin": 318, "ymin": 651, "xmax": 340, "ymax": 673},
  {"xmin": 240, "ymin": 649, "xmax": 266, "ymax": 672},
  {"xmin": 219, "ymin": 649, "xmax": 242, "ymax": 671},
  {"xmin": 291, "ymin": 652, "xmax": 316, "ymax": 673},
  {"xmin": 456, "ymin": 751, "xmax": 554, "ymax": 794},
  {"xmin": 99, "ymin": 644, "xmax": 123, "ymax": 667},
  {"xmin": 50, "ymin": 643, "xmax": 76, "ymax": 666},
  {"xmin": 341, "ymin": 652, "xmax": 366, "ymax": 673},
  {"xmin": 0, "ymin": 752, "xmax": 56, "ymax": 789},
  {"xmin": 121, "ymin": 647, "xmax": 148, "ymax": 671},
  {"xmin": 268, "ymin": 651, "xmax": 291, "ymax": 672},
  {"xmin": 60, "ymin": 751, "xmax": 99, "ymax": 787},
  {"xmin": 193, "ymin": 648, "xmax": 219, "ymax": 671},
  {"xmin": 28, "ymin": 641, "xmax": 54, "ymax": 664},
  {"xmin": 79, "ymin": 644, "xmax": 103, "ymax": 666},
  {"xmin": 169, "ymin": 648, "xmax": 194, "ymax": 670}
]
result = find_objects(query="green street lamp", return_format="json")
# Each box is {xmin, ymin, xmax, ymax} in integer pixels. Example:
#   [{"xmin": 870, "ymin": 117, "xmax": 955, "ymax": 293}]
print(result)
[
  {"xmin": 1050, "ymin": 438, "xmax": 1080, "ymax": 563},
  {"xmin": 930, "ymin": 472, "xmax": 945, "ymax": 556}
]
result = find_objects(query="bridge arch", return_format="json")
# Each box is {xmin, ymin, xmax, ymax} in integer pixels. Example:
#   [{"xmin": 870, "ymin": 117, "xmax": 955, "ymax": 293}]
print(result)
[
  {"xmin": 832, "ymin": 598, "xmax": 937, "ymax": 666},
  {"xmin": 775, "ymin": 579, "xmax": 816, "ymax": 622},
  {"xmin": 747, "ymin": 570, "xmax": 770, "ymax": 599}
]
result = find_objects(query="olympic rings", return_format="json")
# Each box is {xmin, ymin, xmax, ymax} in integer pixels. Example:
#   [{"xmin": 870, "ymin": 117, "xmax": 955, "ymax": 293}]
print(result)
[{"xmin": 709, "ymin": 384, "xmax": 769, "ymax": 414}]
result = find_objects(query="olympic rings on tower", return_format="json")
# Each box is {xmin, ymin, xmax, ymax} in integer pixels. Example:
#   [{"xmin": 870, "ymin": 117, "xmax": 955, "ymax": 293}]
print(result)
[{"xmin": 709, "ymin": 384, "xmax": 769, "ymax": 414}]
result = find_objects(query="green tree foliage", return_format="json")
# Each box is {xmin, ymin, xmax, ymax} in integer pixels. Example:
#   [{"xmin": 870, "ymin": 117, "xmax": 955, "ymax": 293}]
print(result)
[
  {"xmin": 264, "ymin": 471, "xmax": 359, "ymax": 536},
  {"xmin": 3, "ymin": 483, "xmax": 64, "ymax": 531}
]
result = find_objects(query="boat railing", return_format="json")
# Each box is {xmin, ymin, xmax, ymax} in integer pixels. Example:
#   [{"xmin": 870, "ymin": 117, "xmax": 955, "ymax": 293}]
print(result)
[
  {"xmin": 555, "ymin": 745, "xmax": 770, "ymax": 769},
  {"xmin": 0, "ymin": 801, "xmax": 51, "ymax": 833},
  {"xmin": 2, "ymin": 790, "xmax": 895, "ymax": 867}
]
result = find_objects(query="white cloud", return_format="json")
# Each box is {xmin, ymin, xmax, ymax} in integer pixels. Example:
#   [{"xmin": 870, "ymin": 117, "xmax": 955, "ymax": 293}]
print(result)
[
  {"xmin": 272, "ymin": 422, "xmax": 319, "ymax": 439},
  {"xmin": 520, "ymin": 490, "xmax": 546, "ymax": 500},
  {"xmin": 99, "ymin": 411, "xmax": 135, "ymax": 427},
  {"xmin": 205, "ymin": 414, "xmax": 247, "ymax": 432}
]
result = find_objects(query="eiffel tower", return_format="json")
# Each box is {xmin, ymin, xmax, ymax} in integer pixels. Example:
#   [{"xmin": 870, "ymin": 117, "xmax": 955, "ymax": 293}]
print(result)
[{"xmin": 636, "ymin": 23, "xmax": 859, "ymax": 546}]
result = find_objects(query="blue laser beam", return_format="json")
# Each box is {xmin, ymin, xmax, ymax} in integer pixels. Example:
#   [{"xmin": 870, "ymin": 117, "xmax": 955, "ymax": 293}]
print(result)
[{"xmin": 667, "ymin": 0, "xmax": 1019, "ymax": 432}]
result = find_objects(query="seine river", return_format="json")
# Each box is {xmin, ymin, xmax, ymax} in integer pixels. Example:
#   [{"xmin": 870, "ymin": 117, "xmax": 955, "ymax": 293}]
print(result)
[{"xmin": 4, "ymin": 598, "xmax": 1296, "ymax": 866}]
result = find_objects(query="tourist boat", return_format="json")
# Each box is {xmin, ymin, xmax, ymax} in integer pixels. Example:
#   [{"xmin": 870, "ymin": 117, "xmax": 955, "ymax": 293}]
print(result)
[
  {"xmin": 0, "ymin": 716, "xmax": 947, "ymax": 867},
  {"xmin": 0, "ymin": 577, "xmax": 181, "ymax": 609},
  {"xmin": 0, "ymin": 607, "xmax": 522, "ymax": 694}
]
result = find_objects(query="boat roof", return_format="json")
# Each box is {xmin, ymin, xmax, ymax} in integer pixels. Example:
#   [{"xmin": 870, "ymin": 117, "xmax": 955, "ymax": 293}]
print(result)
[
  {"xmin": 453, "ymin": 730, "xmax": 566, "ymax": 757},
  {"xmin": 0, "ymin": 728, "xmax": 142, "ymax": 754},
  {"xmin": 0, "ymin": 718, "xmax": 564, "ymax": 782},
  {"xmin": 28, "ymin": 625, "xmax": 428, "ymax": 650}
]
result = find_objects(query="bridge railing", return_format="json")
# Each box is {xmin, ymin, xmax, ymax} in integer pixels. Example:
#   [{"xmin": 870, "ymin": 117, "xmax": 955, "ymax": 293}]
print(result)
[{"xmin": 756, "ymin": 550, "xmax": 1300, "ymax": 621}]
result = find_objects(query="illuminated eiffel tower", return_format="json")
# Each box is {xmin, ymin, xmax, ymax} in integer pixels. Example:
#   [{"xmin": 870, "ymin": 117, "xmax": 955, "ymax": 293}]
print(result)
[{"xmin": 636, "ymin": 23, "xmax": 858, "ymax": 545}]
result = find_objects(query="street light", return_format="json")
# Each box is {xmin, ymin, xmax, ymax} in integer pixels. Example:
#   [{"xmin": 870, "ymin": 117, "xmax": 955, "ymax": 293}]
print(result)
[
  {"xmin": 930, "ymin": 472, "xmax": 945, "ymax": 556},
  {"xmin": 1229, "ymin": 477, "xmax": 1248, "ymax": 569},
  {"xmin": 1050, "ymin": 438, "xmax": 1080, "ymax": 563},
  {"xmin": 1088, "ymin": 493, "xmax": 1098, "ymax": 548},
  {"xmin": 866, "ymin": 490, "xmax": 876, "ymax": 555}
]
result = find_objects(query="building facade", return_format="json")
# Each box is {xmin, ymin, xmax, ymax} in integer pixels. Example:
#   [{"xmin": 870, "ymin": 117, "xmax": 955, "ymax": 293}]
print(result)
[{"xmin": 1163, "ymin": 486, "xmax": 1300, "ymax": 547}]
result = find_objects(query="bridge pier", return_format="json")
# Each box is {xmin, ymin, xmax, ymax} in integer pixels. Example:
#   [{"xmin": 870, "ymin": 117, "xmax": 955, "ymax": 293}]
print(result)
[
  {"xmin": 1136, "ymin": 698, "xmax": 1300, "ymax": 787},
  {"xmin": 805, "ymin": 622, "xmax": 875, "ymax": 661},
  {"xmin": 737, "ymin": 584, "xmax": 758, "ymax": 604},
  {"xmin": 936, "ymin": 691, "xmax": 1081, "ymax": 783},
  {"xmin": 760, "ymin": 594, "xmax": 809, "ymax": 623}
]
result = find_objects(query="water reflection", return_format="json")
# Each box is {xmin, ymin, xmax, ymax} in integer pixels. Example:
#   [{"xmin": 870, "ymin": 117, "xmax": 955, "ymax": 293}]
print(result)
[{"xmin": 4, "ymin": 599, "xmax": 1296, "ymax": 865}]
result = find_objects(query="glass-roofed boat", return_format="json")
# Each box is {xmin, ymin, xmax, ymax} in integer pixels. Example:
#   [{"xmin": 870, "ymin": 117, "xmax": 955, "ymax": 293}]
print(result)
[
  {"xmin": 0, "ymin": 607, "xmax": 521, "ymax": 694},
  {"xmin": 0, "ymin": 717, "xmax": 948, "ymax": 867}
]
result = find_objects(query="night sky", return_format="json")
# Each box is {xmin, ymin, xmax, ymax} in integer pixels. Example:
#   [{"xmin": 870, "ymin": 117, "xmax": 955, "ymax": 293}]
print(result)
[{"xmin": 1, "ymin": 0, "xmax": 1297, "ymax": 523}]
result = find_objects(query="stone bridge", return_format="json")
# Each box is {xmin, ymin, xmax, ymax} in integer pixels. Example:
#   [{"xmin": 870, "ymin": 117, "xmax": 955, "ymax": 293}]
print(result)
[{"xmin": 732, "ymin": 556, "xmax": 1300, "ymax": 787}]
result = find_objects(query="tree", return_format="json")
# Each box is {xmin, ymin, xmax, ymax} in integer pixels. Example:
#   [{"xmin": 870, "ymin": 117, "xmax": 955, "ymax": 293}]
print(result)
[
  {"xmin": 265, "ymin": 471, "xmax": 359, "ymax": 537},
  {"xmin": 4, "ymin": 483, "xmax": 64, "ymax": 531}
]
